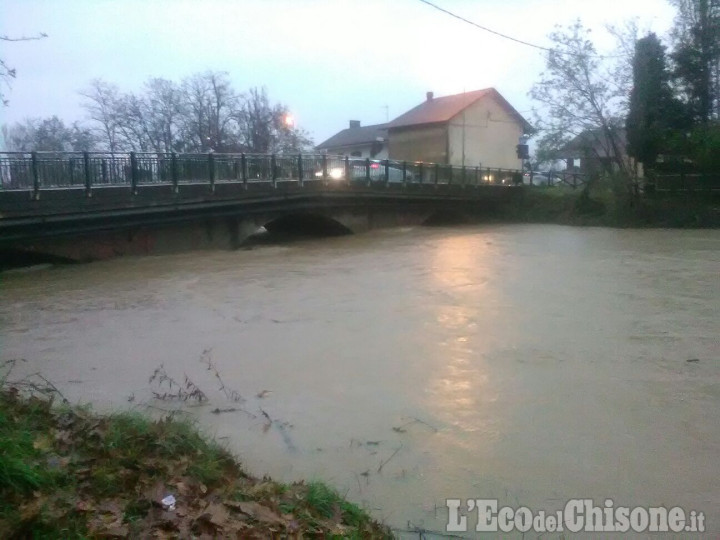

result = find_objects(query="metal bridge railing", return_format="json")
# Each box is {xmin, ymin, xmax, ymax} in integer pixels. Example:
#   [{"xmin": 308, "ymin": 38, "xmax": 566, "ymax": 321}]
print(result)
[{"xmin": 0, "ymin": 151, "xmax": 528, "ymax": 196}]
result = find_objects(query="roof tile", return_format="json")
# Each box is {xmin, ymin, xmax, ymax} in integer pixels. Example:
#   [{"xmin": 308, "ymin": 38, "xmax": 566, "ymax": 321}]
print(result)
[{"xmin": 387, "ymin": 88, "xmax": 531, "ymax": 132}]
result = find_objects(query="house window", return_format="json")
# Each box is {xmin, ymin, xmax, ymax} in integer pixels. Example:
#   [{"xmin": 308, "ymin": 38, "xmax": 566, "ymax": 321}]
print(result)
[{"xmin": 350, "ymin": 151, "xmax": 361, "ymax": 157}]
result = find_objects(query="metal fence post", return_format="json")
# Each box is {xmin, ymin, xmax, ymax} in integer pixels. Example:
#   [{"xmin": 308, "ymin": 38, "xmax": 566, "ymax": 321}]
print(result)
[
  {"xmin": 31, "ymin": 151, "xmax": 40, "ymax": 199},
  {"xmin": 474, "ymin": 166, "xmax": 479, "ymax": 186},
  {"xmin": 68, "ymin": 157, "xmax": 75, "ymax": 186},
  {"xmin": 101, "ymin": 158, "xmax": 108, "ymax": 184},
  {"xmin": 83, "ymin": 151, "xmax": 92, "ymax": 197},
  {"xmin": 208, "ymin": 152, "xmax": 216, "ymax": 192},
  {"xmin": 344, "ymin": 155, "xmax": 350, "ymax": 185},
  {"xmin": 461, "ymin": 165, "xmax": 466, "ymax": 187},
  {"xmin": 298, "ymin": 154, "xmax": 304, "ymax": 187},
  {"xmin": 384, "ymin": 159, "xmax": 389, "ymax": 185},
  {"xmin": 130, "ymin": 151, "xmax": 138, "ymax": 195},
  {"xmin": 418, "ymin": 162, "xmax": 424, "ymax": 184},
  {"xmin": 402, "ymin": 161, "xmax": 407, "ymax": 185},
  {"xmin": 365, "ymin": 158, "xmax": 371, "ymax": 185},
  {"xmin": 271, "ymin": 154, "xmax": 277, "ymax": 188},
  {"xmin": 171, "ymin": 152, "xmax": 179, "ymax": 193},
  {"xmin": 434, "ymin": 163, "xmax": 439, "ymax": 187},
  {"xmin": 321, "ymin": 154, "xmax": 328, "ymax": 184},
  {"xmin": 241, "ymin": 153, "xmax": 248, "ymax": 189},
  {"xmin": 448, "ymin": 165, "xmax": 453, "ymax": 185}
]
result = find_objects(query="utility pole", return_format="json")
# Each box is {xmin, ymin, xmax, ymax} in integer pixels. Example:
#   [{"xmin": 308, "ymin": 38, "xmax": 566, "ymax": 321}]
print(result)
[
  {"xmin": 462, "ymin": 110, "xmax": 466, "ymax": 168},
  {"xmin": 461, "ymin": 89, "xmax": 466, "ymax": 167}
]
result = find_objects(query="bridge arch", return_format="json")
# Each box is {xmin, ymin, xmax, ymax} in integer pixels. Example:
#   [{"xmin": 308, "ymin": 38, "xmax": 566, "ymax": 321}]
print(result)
[{"xmin": 257, "ymin": 213, "xmax": 353, "ymax": 241}]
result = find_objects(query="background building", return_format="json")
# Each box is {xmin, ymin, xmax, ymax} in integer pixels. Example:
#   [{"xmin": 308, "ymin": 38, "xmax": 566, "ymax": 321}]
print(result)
[
  {"xmin": 387, "ymin": 88, "xmax": 531, "ymax": 169},
  {"xmin": 315, "ymin": 121, "xmax": 388, "ymax": 159}
]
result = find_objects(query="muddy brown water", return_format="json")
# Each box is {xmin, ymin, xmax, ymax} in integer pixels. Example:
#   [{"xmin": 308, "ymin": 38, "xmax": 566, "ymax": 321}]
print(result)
[{"xmin": 1, "ymin": 225, "xmax": 718, "ymax": 537}]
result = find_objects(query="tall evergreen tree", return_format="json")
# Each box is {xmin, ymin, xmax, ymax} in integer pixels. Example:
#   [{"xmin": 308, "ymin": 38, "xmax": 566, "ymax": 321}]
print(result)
[
  {"xmin": 626, "ymin": 33, "xmax": 681, "ymax": 166},
  {"xmin": 670, "ymin": 0, "xmax": 720, "ymax": 124}
]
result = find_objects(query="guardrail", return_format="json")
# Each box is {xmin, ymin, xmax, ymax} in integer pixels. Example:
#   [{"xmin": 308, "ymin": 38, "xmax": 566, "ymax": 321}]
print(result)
[
  {"xmin": 525, "ymin": 170, "xmax": 589, "ymax": 189},
  {"xmin": 651, "ymin": 173, "xmax": 720, "ymax": 192},
  {"xmin": 0, "ymin": 151, "xmax": 524, "ymax": 198}
]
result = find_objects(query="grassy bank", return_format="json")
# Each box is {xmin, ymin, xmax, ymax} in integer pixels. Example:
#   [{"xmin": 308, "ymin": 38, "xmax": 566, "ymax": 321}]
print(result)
[
  {"xmin": 0, "ymin": 387, "xmax": 392, "ymax": 538},
  {"xmin": 498, "ymin": 182, "xmax": 720, "ymax": 228}
]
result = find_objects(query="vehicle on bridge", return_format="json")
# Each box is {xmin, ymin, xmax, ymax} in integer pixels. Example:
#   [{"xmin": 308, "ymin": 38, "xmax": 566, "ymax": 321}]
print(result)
[{"xmin": 315, "ymin": 159, "xmax": 415, "ymax": 183}]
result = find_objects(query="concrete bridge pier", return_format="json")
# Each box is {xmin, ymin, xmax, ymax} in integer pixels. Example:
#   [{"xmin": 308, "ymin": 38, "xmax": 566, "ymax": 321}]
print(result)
[{"xmin": 6, "ymin": 216, "xmax": 262, "ymax": 262}]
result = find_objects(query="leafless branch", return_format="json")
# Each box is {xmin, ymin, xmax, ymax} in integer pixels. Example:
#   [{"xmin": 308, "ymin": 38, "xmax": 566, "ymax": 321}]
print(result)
[
  {"xmin": 0, "ymin": 33, "xmax": 48, "ymax": 42},
  {"xmin": 377, "ymin": 444, "xmax": 403, "ymax": 473}
]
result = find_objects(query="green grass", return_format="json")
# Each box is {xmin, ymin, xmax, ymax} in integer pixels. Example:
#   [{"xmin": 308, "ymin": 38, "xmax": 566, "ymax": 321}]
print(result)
[
  {"xmin": 0, "ymin": 389, "xmax": 393, "ymax": 538},
  {"xmin": 0, "ymin": 397, "xmax": 79, "ymax": 536},
  {"xmin": 303, "ymin": 481, "xmax": 373, "ymax": 529}
]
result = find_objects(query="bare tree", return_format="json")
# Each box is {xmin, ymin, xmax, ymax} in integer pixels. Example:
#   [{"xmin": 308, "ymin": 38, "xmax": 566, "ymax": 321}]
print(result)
[
  {"xmin": 529, "ymin": 20, "xmax": 629, "ymax": 176},
  {"xmin": 1, "ymin": 32, "xmax": 47, "ymax": 106},
  {"xmin": 238, "ymin": 87, "xmax": 275, "ymax": 153},
  {"xmin": 115, "ymin": 92, "xmax": 154, "ymax": 151},
  {"xmin": 80, "ymin": 79, "xmax": 123, "ymax": 152},
  {"xmin": 239, "ymin": 87, "xmax": 314, "ymax": 153},
  {"xmin": 143, "ymin": 78, "xmax": 184, "ymax": 153},
  {"xmin": 605, "ymin": 19, "xmax": 642, "ymax": 112},
  {"xmin": 4, "ymin": 116, "xmax": 95, "ymax": 151},
  {"xmin": 78, "ymin": 72, "xmax": 314, "ymax": 154},
  {"xmin": 3, "ymin": 118, "xmax": 39, "ymax": 150},
  {"xmin": 180, "ymin": 71, "xmax": 242, "ymax": 152}
]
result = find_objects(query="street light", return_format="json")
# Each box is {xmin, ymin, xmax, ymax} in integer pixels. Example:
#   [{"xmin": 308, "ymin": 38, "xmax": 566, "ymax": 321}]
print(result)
[{"xmin": 284, "ymin": 114, "xmax": 294, "ymax": 128}]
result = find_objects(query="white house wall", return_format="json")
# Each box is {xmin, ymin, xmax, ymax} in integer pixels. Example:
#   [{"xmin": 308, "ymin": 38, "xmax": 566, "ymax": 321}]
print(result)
[
  {"xmin": 447, "ymin": 97, "xmax": 523, "ymax": 170},
  {"xmin": 388, "ymin": 125, "xmax": 448, "ymax": 164}
]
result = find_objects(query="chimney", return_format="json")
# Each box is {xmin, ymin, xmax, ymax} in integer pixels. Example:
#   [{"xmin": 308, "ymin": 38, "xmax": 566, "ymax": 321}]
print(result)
[
  {"xmin": 426, "ymin": 91, "xmax": 434, "ymax": 102},
  {"xmin": 349, "ymin": 120, "xmax": 361, "ymax": 129}
]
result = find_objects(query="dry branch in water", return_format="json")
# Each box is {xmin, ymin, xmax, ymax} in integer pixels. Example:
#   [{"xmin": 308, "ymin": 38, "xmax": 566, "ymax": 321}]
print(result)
[
  {"xmin": 148, "ymin": 364, "xmax": 207, "ymax": 402},
  {"xmin": 1, "ymin": 359, "xmax": 69, "ymax": 403},
  {"xmin": 393, "ymin": 416, "xmax": 438, "ymax": 434},
  {"xmin": 377, "ymin": 444, "xmax": 403, "ymax": 474},
  {"xmin": 200, "ymin": 348, "xmax": 244, "ymax": 402}
]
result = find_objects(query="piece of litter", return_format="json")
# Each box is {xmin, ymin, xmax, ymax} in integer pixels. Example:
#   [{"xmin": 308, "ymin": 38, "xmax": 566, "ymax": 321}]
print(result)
[{"xmin": 161, "ymin": 495, "xmax": 176, "ymax": 511}]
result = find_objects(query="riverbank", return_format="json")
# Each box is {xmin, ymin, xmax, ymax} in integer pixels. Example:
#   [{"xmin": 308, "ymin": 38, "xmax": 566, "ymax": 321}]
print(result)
[
  {"xmin": 498, "ymin": 184, "xmax": 720, "ymax": 228},
  {"xmin": 0, "ymin": 379, "xmax": 392, "ymax": 538}
]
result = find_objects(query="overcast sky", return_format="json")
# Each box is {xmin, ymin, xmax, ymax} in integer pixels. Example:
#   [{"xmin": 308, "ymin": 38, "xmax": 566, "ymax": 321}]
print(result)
[{"xmin": 1, "ymin": 0, "xmax": 676, "ymax": 146}]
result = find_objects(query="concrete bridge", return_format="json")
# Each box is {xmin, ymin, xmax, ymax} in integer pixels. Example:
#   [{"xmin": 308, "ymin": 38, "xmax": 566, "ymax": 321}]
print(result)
[{"xmin": 0, "ymin": 151, "xmax": 523, "ymax": 261}]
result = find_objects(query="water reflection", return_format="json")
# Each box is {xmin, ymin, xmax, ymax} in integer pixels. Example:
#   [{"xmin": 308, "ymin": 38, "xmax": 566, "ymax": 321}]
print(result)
[{"xmin": 426, "ymin": 234, "xmax": 501, "ymax": 442}]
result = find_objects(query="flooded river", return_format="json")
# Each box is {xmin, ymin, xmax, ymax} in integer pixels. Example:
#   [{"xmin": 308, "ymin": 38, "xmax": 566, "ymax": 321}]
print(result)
[{"xmin": 1, "ymin": 224, "xmax": 718, "ymax": 536}]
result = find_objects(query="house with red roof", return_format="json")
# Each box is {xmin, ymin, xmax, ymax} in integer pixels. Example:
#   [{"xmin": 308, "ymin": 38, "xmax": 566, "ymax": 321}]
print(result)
[
  {"xmin": 317, "ymin": 88, "xmax": 530, "ymax": 171},
  {"xmin": 387, "ymin": 88, "xmax": 531, "ymax": 170}
]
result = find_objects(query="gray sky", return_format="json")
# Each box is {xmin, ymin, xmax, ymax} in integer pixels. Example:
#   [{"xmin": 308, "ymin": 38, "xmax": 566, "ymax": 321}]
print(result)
[{"xmin": 1, "ymin": 0, "xmax": 676, "ymax": 145}]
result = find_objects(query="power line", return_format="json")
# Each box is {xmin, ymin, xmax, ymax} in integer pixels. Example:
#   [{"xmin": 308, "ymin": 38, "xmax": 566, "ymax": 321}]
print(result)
[
  {"xmin": 417, "ymin": 0, "xmax": 554, "ymax": 52},
  {"xmin": 416, "ymin": 0, "xmax": 624, "ymax": 59}
]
